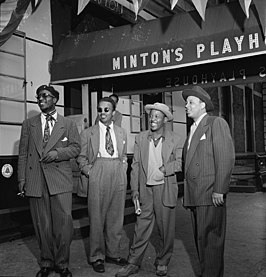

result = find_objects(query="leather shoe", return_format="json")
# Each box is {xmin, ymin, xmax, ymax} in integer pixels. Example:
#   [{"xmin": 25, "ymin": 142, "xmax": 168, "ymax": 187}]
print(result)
[
  {"xmin": 156, "ymin": 265, "xmax": 167, "ymax": 276},
  {"xmin": 115, "ymin": 263, "xmax": 139, "ymax": 277},
  {"xmin": 56, "ymin": 268, "xmax": 72, "ymax": 277},
  {"xmin": 91, "ymin": 259, "xmax": 105, "ymax": 273},
  {"xmin": 106, "ymin": 256, "xmax": 128, "ymax": 266},
  {"xmin": 36, "ymin": 267, "xmax": 53, "ymax": 277}
]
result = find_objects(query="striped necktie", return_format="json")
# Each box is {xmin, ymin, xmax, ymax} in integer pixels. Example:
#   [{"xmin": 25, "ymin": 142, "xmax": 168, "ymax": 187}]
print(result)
[
  {"xmin": 43, "ymin": 110, "xmax": 56, "ymax": 146},
  {"xmin": 105, "ymin": 126, "xmax": 114, "ymax": 156}
]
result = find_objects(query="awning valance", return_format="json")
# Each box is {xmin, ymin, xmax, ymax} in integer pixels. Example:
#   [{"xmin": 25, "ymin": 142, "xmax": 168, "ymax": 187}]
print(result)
[{"xmin": 51, "ymin": 2, "xmax": 266, "ymax": 85}]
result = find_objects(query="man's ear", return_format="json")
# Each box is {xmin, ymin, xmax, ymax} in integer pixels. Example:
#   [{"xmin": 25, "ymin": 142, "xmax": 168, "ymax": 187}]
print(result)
[
  {"xmin": 164, "ymin": 116, "xmax": 168, "ymax": 124},
  {"xmin": 201, "ymin": 101, "xmax": 206, "ymax": 110}
]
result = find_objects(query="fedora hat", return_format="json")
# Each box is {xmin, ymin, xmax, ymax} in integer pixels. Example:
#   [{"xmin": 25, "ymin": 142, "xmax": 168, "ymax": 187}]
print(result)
[
  {"xmin": 182, "ymin": 86, "xmax": 214, "ymax": 112},
  {"xmin": 145, "ymin": 102, "xmax": 174, "ymax": 121}
]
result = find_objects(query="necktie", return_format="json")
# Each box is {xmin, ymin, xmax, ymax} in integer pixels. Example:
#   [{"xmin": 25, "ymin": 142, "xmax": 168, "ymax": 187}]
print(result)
[
  {"xmin": 43, "ymin": 111, "xmax": 56, "ymax": 146},
  {"xmin": 106, "ymin": 126, "xmax": 114, "ymax": 156},
  {"xmin": 188, "ymin": 122, "xmax": 197, "ymax": 149}
]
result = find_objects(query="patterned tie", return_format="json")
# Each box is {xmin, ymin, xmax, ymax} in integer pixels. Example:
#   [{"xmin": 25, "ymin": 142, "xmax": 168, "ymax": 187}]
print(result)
[
  {"xmin": 188, "ymin": 122, "xmax": 197, "ymax": 149},
  {"xmin": 106, "ymin": 126, "xmax": 114, "ymax": 156},
  {"xmin": 43, "ymin": 110, "xmax": 56, "ymax": 147}
]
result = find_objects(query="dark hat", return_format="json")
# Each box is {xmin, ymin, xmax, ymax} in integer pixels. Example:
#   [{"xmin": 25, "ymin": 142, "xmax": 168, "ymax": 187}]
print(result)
[
  {"xmin": 36, "ymin": 85, "xmax": 59, "ymax": 101},
  {"xmin": 145, "ymin": 102, "xmax": 174, "ymax": 121},
  {"xmin": 182, "ymin": 86, "xmax": 214, "ymax": 112}
]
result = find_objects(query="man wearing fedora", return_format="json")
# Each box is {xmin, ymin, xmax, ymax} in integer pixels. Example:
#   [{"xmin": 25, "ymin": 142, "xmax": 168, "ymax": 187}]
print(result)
[
  {"xmin": 182, "ymin": 85, "xmax": 235, "ymax": 277},
  {"xmin": 17, "ymin": 85, "xmax": 81, "ymax": 277},
  {"xmin": 116, "ymin": 103, "xmax": 182, "ymax": 277}
]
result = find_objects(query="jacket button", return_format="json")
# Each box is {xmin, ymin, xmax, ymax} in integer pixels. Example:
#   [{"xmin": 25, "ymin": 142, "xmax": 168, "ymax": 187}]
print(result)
[
  {"xmin": 193, "ymin": 176, "xmax": 196, "ymax": 179},
  {"xmin": 196, "ymin": 163, "xmax": 199, "ymax": 166},
  {"xmin": 29, "ymin": 167, "xmax": 32, "ymax": 170}
]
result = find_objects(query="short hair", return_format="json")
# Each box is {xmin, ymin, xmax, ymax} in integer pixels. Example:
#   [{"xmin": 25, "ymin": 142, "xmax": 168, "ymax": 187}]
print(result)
[
  {"xmin": 109, "ymin": 94, "xmax": 119, "ymax": 103},
  {"xmin": 36, "ymin": 85, "xmax": 59, "ymax": 102},
  {"xmin": 98, "ymin": 97, "xmax": 116, "ymax": 111}
]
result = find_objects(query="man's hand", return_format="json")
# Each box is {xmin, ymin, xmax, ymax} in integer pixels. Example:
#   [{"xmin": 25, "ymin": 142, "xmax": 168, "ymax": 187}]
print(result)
[
  {"xmin": 212, "ymin": 192, "xmax": 224, "ymax": 207},
  {"xmin": 159, "ymin": 165, "xmax": 166, "ymax": 175},
  {"xmin": 131, "ymin": 190, "xmax": 139, "ymax": 202},
  {"xmin": 18, "ymin": 180, "xmax": 26, "ymax": 197},
  {"xmin": 41, "ymin": 150, "xmax": 58, "ymax": 163}
]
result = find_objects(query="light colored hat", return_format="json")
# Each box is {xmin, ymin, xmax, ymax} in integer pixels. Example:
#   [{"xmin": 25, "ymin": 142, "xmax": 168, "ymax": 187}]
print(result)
[
  {"xmin": 182, "ymin": 85, "xmax": 214, "ymax": 112},
  {"xmin": 145, "ymin": 102, "xmax": 174, "ymax": 121}
]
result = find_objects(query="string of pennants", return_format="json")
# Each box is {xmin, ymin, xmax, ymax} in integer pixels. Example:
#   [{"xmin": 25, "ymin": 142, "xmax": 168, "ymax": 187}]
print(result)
[{"xmin": 78, "ymin": 0, "xmax": 266, "ymax": 40}]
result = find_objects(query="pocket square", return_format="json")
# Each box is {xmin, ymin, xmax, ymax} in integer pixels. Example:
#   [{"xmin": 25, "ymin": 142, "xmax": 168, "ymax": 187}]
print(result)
[
  {"xmin": 200, "ymin": 134, "xmax": 206, "ymax": 140},
  {"xmin": 61, "ymin": 137, "xmax": 68, "ymax": 142}
]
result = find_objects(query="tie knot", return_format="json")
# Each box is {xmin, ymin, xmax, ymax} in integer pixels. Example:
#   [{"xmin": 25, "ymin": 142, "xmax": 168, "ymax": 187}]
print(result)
[{"xmin": 45, "ymin": 110, "xmax": 56, "ymax": 121}]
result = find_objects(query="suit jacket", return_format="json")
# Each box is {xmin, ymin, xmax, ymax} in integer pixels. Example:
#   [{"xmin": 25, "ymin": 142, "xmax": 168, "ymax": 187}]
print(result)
[
  {"xmin": 17, "ymin": 114, "xmax": 81, "ymax": 197},
  {"xmin": 183, "ymin": 115, "xmax": 235, "ymax": 207},
  {"xmin": 130, "ymin": 129, "xmax": 182, "ymax": 207},
  {"xmin": 77, "ymin": 124, "xmax": 128, "ymax": 193}
]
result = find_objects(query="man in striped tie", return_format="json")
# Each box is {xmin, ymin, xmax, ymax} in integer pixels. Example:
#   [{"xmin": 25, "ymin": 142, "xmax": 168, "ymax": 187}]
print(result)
[
  {"xmin": 17, "ymin": 85, "xmax": 81, "ymax": 277},
  {"xmin": 77, "ymin": 97, "xmax": 128, "ymax": 273}
]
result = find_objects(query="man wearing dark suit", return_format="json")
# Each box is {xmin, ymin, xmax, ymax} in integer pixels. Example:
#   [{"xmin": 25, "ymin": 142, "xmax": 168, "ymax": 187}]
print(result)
[
  {"xmin": 17, "ymin": 85, "xmax": 81, "ymax": 277},
  {"xmin": 182, "ymin": 86, "xmax": 235, "ymax": 277},
  {"xmin": 77, "ymin": 97, "xmax": 128, "ymax": 273},
  {"xmin": 116, "ymin": 103, "xmax": 182, "ymax": 277}
]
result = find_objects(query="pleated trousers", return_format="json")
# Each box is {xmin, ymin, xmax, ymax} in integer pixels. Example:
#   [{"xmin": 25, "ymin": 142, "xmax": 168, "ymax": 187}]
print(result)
[
  {"xmin": 190, "ymin": 205, "xmax": 226, "ymax": 277},
  {"xmin": 29, "ymin": 171, "xmax": 73, "ymax": 269},
  {"xmin": 128, "ymin": 184, "xmax": 176, "ymax": 266},
  {"xmin": 88, "ymin": 158, "xmax": 127, "ymax": 262}
]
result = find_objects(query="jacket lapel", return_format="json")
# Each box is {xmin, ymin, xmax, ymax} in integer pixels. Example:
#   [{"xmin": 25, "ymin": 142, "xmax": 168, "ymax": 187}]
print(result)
[
  {"xmin": 30, "ymin": 114, "xmax": 43, "ymax": 157},
  {"xmin": 114, "ymin": 125, "xmax": 123, "ymax": 157},
  {"xmin": 185, "ymin": 115, "xmax": 209, "ymax": 172},
  {"xmin": 140, "ymin": 132, "xmax": 150, "ymax": 176},
  {"xmin": 162, "ymin": 130, "xmax": 174, "ymax": 164},
  {"xmin": 90, "ymin": 125, "xmax": 100, "ymax": 158}
]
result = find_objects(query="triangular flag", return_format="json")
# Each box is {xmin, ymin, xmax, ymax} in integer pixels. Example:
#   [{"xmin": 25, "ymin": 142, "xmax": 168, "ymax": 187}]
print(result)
[
  {"xmin": 132, "ymin": 0, "xmax": 150, "ymax": 20},
  {"xmin": 170, "ymin": 0, "xmax": 179, "ymax": 10},
  {"xmin": 77, "ymin": 0, "xmax": 90, "ymax": 15},
  {"xmin": 239, "ymin": 0, "xmax": 252, "ymax": 18},
  {"xmin": 253, "ymin": 0, "xmax": 266, "ymax": 43},
  {"xmin": 191, "ymin": 0, "xmax": 208, "ymax": 21}
]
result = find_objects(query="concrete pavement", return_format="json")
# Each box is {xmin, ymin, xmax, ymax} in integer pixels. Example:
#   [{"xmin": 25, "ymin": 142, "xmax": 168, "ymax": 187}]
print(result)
[{"xmin": 0, "ymin": 192, "xmax": 265, "ymax": 277}]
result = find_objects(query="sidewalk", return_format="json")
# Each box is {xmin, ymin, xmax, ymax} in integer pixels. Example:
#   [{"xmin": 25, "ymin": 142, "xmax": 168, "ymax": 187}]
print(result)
[{"xmin": 0, "ymin": 192, "xmax": 266, "ymax": 277}]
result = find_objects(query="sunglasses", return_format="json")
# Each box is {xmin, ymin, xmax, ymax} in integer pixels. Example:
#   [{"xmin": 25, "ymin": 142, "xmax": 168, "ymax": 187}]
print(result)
[
  {"xmin": 35, "ymin": 92, "xmax": 55, "ymax": 100},
  {"xmin": 97, "ymin": 107, "xmax": 111, "ymax": 113}
]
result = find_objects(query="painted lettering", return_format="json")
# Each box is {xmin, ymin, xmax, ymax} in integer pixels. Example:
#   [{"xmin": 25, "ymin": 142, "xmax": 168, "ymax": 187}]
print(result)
[
  {"xmin": 197, "ymin": 44, "xmax": 205, "ymax": 58},
  {"xmin": 234, "ymin": 35, "xmax": 244, "ymax": 51},
  {"xmin": 210, "ymin": 41, "xmax": 219, "ymax": 56},
  {"xmin": 113, "ymin": 57, "xmax": 120, "ymax": 70},
  {"xmin": 140, "ymin": 53, "xmax": 148, "ymax": 66},
  {"xmin": 174, "ymin": 48, "xmax": 183, "ymax": 62},
  {"xmin": 259, "ymin": 66, "xmax": 266, "ymax": 78},
  {"xmin": 222, "ymin": 38, "xmax": 232, "ymax": 54},
  {"xmin": 249, "ymin": 33, "xmax": 259, "ymax": 49},
  {"xmin": 162, "ymin": 50, "xmax": 171, "ymax": 64}
]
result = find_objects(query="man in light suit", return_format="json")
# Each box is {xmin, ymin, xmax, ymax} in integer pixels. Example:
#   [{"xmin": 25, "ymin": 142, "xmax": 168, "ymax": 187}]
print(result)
[
  {"xmin": 116, "ymin": 103, "xmax": 182, "ymax": 277},
  {"xmin": 182, "ymin": 85, "xmax": 235, "ymax": 277},
  {"xmin": 77, "ymin": 97, "xmax": 128, "ymax": 273},
  {"xmin": 17, "ymin": 85, "xmax": 81, "ymax": 277}
]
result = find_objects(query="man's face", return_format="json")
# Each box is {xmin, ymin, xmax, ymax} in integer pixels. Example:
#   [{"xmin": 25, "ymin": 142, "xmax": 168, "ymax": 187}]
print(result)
[
  {"xmin": 185, "ymin": 96, "xmax": 205, "ymax": 120},
  {"xmin": 149, "ymin": 109, "xmax": 167, "ymax": 132},
  {"xmin": 36, "ymin": 89, "xmax": 56, "ymax": 113},
  {"xmin": 98, "ymin": 101, "xmax": 115, "ymax": 125}
]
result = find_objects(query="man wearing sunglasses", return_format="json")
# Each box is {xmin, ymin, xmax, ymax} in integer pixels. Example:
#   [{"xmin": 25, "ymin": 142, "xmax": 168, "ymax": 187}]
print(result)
[
  {"xmin": 94, "ymin": 94, "xmax": 123, "ymax": 127},
  {"xmin": 77, "ymin": 97, "xmax": 128, "ymax": 273},
  {"xmin": 17, "ymin": 85, "xmax": 81, "ymax": 277}
]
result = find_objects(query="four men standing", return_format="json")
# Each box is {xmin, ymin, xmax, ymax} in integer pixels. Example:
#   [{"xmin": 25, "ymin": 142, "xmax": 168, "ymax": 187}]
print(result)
[{"xmin": 18, "ymin": 85, "xmax": 235, "ymax": 276}]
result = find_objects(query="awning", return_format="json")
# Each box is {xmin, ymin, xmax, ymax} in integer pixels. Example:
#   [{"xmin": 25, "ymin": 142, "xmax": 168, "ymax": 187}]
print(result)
[{"xmin": 51, "ymin": 2, "xmax": 266, "ymax": 85}]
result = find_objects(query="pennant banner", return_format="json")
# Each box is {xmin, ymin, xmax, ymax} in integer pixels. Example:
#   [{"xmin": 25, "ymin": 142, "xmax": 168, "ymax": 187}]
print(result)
[
  {"xmin": 253, "ymin": 0, "xmax": 266, "ymax": 42},
  {"xmin": 132, "ymin": 0, "xmax": 150, "ymax": 20},
  {"xmin": 78, "ymin": 0, "xmax": 90, "ymax": 15},
  {"xmin": 239, "ymin": 0, "xmax": 252, "ymax": 18},
  {"xmin": 170, "ymin": 0, "xmax": 179, "ymax": 10},
  {"xmin": 191, "ymin": 0, "xmax": 208, "ymax": 21}
]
